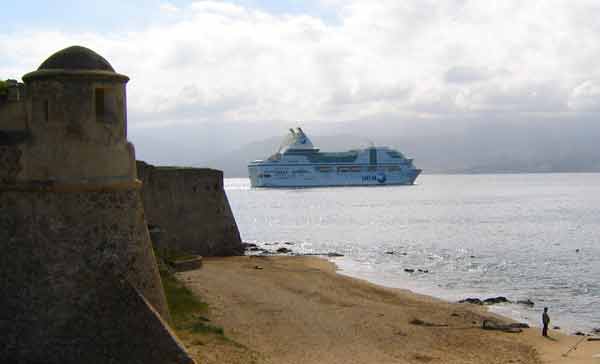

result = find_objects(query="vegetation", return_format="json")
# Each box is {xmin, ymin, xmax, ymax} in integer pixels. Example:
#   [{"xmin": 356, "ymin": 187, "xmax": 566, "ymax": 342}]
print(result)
[
  {"xmin": 0, "ymin": 80, "xmax": 8, "ymax": 97},
  {"xmin": 160, "ymin": 268, "xmax": 209, "ymax": 327},
  {"xmin": 156, "ymin": 247, "xmax": 199, "ymax": 266},
  {"xmin": 155, "ymin": 248, "xmax": 262, "ymax": 363}
]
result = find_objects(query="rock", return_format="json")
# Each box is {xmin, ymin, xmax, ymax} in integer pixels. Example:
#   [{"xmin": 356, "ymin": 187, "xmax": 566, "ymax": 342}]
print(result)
[
  {"xmin": 417, "ymin": 269, "xmax": 429, "ymax": 273},
  {"xmin": 483, "ymin": 296, "xmax": 510, "ymax": 305},
  {"xmin": 254, "ymin": 265, "xmax": 263, "ymax": 270},
  {"xmin": 574, "ymin": 331, "xmax": 586, "ymax": 336},
  {"xmin": 327, "ymin": 252, "xmax": 344, "ymax": 257},
  {"xmin": 248, "ymin": 246, "xmax": 261, "ymax": 251},
  {"xmin": 516, "ymin": 299, "xmax": 535, "ymax": 307},
  {"xmin": 169, "ymin": 256, "xmax": 203, "ymax": 272},
  {"xmin": 459, "ymin": 298, "xmax": 483, "ymax": 305},
  {"xmin": 385, "ymin": 251, "xmax": 395, "ymax": 255},
  {"xmin": 404, "ymin": 268, "xmax": 415, "ymax": 273},
  {"xmin": 509, "ymin": 323, "xmax": 530, "ymax": 329},
  {"xmin": 241, "ymin": 242, "xmax": 258, "ymax": 249},
  {"xmin": 553, "ymin": 326, "xmax": 561, "ymax": 330},
  {"xmin": 592, "ymin": 328, "xmax": 600, "ymax": 334},
  {"xmin": 276, "ymin": 247, "xmax": 292, "ymax": 254},
  {"xmin": 410, "ymin": 318, "xmax": 448, "ymax": 327},
  {"xmin": 482, "ymin": 319, "xmax": 523, "ymax": 333},
  {"xmin": 451, "ymin": 313, "xmax": 460, "ymax": 317},
  {"xmin": 576, "ymin": 248, "xmax": 580, "ymax": 253}
]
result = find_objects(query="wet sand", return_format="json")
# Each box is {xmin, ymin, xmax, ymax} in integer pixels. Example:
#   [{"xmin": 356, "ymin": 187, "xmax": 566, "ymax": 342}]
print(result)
[{"xmin": 177, "ymin": 256, "xmax": 599, "ymax": 364}]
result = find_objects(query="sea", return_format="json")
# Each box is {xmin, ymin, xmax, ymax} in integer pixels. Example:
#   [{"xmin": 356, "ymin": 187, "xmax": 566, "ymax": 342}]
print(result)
[{"xmin": 225, "ymin": 174, "xmax": 600, "ymax": 334}]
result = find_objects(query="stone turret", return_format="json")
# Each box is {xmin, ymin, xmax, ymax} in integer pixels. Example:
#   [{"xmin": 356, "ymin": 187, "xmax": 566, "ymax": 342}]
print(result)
[
  {"xmin": 19, "ymin": 46, "xmax": 135, "ymax": 183},
  {"xmin": 0, "ymin": 46, "xmax": 194, "ymax": 364}
]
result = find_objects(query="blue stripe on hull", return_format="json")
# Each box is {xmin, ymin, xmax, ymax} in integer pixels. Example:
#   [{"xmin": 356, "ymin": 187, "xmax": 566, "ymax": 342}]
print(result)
[{"xmin": 248, "ymin": 169, "xmax": 422, "ymax": 188}]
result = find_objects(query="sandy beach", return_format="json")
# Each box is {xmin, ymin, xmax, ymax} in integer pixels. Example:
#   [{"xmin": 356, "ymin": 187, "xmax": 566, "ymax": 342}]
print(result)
[{"xmin": 176, "ymin": 256, "xmax": 600, "ymax": 364}]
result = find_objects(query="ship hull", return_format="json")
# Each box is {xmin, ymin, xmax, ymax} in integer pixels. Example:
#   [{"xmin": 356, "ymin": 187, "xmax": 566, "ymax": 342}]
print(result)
[{"xmin": 248, "ymin": 164, "xmax": 421, "ymax": 188}]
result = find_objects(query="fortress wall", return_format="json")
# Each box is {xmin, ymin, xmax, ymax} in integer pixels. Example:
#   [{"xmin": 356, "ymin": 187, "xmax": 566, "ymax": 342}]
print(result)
[
  {"xmin": 0, "ymin": 46, "xmax": 195, "ymax": 364},
  {"xmin": 0, "ymin": 187, "xmax": 185, "ymax": 363},
  {"xmin": 137, "ymin": 161, "xmax": 243, "ymax": 256},
  {"xmin": 0, "ymin": 100, "xmax": 27, "ymax": 130},
  {"xmin": 0, "ymin": 144, "xmax": 22, "ymax": 183}
]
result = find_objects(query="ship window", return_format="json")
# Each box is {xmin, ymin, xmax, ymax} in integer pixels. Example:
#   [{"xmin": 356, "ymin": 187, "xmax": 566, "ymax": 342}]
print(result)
[{"xmin": 369, "ymin": 148, "xmax": 377, "ymax": 164}]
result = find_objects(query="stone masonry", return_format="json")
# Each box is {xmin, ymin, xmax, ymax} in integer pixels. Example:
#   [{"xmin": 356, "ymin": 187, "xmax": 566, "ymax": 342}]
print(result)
[
  {"xmin": 0, "ymin": 46, "xmax": 194, "ymax": 364},
  {"xmin": 137, "ymin": 161, "xmax": 243, "ymax": 256}
]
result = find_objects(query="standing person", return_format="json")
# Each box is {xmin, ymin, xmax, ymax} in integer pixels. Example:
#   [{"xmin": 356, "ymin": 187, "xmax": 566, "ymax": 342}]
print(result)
[{"xmin": 542, "ymin": 307, "xmax": 550, "ymax": 337}]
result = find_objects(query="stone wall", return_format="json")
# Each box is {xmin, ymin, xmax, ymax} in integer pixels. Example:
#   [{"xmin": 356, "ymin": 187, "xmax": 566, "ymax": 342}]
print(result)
[
  {"xmin": 0, "ymin": 186, "xmax": 192, "ymax": 363},
  {"xmin": 0, "ymin": 98, "xmax": 27, "ymax": 131},
  {"xmin": 137, "ymin": 161, "xmax": 243, "ymax": 256},
  {"xmin": 0, "ymin": 46, "xmax": 195, "ymax": 364}
]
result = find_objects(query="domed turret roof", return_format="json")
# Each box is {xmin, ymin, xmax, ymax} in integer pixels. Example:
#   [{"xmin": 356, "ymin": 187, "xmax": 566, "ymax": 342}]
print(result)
[{"xmin": 38, "ymin": 46, "xmax": 115, "ymax": 72}]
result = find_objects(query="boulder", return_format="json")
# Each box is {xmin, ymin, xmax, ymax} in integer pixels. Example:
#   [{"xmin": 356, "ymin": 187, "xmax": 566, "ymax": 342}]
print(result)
[
  {"xmin": 459, "ymin": 298, "xmax": 483, "ymax": 305},
  {"xmin": 516, "ymin": 299, "xmax": 534, "ymax": 307},
  {"xmin": 483, "ymin": 296, "xmax": 510, "ymax": 305}
]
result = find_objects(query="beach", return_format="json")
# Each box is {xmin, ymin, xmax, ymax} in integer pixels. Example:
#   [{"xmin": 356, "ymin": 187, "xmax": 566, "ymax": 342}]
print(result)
[{"xmin": 174, "ymin": 256, "xmax": 600, "ymax": 364}]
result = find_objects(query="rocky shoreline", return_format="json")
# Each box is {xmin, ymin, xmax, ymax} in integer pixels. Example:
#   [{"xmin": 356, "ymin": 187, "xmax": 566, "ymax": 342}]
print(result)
[
  {"xmin": 177, "ymin": 255, "xmax": 600, "ymax": 364},
  {"xmin": 241, "ymin": 241, "xmax": 600, "ymax": 338}
]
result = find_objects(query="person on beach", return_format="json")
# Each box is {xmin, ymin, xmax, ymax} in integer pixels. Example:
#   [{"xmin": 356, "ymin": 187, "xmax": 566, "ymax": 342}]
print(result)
[{"xmin": 542, "ymin": 307, "xmax": 550, "ymax": 337}]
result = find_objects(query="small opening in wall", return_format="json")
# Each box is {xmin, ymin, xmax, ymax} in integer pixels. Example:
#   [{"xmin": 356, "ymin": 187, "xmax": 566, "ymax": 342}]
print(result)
[
  {"xmin": 95, "ymin": 88, "xmax": 105, "ymax": 119},
  {"xmin": 95, "ymin": 87, "xmax": 118, "ymax": 123},
  {"xmin": 43, "ymin": 100, "xmax": 49, "ymax": 122}
]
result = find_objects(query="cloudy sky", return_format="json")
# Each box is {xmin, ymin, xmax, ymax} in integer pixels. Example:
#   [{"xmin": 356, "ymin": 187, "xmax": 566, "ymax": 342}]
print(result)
[{"xmin": 2, "ymin": 1, "xmax": 600, "ymax": 167}]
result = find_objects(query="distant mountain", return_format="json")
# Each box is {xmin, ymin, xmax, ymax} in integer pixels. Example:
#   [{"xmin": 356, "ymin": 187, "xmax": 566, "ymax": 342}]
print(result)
[
  {"xmin": 203, "ymin": 118, "xmax": 600, "ymax": 177},
  {"xmin": 131, "ymin": 116, "xmax": 600, "ymax": 177}
]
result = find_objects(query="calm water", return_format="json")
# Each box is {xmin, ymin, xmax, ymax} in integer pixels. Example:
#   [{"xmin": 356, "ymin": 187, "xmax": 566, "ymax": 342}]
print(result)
[{"xmin": 225, "ymin": 174, "xmax": 600, "ymax": 333}]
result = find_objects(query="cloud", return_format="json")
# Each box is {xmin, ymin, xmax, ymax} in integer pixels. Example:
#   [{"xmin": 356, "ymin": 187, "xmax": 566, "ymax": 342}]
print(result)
[
  {"xmin": 2, "ymin": 0, "xmax": 600, "ymax": 128},
  {"xmin": 568, "ymin": 80, "xmax": 600, "ymax": 111},
  {"xmin": 444, "ymin": 66, "xmax": 490, "ymax": 84},
  {"xmin": 159, "ymin": 2, "xmax": 180, "ymax": 14}
]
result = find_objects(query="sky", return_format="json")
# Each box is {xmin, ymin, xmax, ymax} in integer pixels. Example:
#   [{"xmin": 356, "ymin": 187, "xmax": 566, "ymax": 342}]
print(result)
[{"xmin": 2, "ymin": 1, "xmax": 600, "ymax": 167}]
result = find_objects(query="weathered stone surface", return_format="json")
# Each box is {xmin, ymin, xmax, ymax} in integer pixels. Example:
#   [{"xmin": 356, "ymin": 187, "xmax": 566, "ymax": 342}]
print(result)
[
  {"xmin": 137, "ymin": 161, "xmax": 243, "ymax": 256},
  {"xmin": 38, "ymin": 45, "xmax": 116, "ymax": 72},
  {"xmin": 0, "ymin": 145, "xmax": 22, "ymax": 183},
  {"xmin": 0, "ymin": 46, "xmax": 194, "ymax": 363},
  {"xmin": 0, "ymin": 189, "xmax": 192, "ymax": 363}
]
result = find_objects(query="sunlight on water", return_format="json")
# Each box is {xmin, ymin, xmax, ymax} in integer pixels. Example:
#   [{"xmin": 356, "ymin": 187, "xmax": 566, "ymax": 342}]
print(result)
[{"xmin": 225, "ymin": 174, "xmax": 600, "ymax": 333}]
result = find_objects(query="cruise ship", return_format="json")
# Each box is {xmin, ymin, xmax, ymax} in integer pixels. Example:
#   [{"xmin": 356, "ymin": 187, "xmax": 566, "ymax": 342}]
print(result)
[{"xmin": 248, "ymin": 128, "xmax": 422, "ymax": 187}]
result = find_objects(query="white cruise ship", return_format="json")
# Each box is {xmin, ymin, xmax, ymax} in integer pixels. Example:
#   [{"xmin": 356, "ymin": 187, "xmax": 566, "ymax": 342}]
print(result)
[{"xmin": 248, "ymin": 128, "xmax": 422, "ymax": 187}]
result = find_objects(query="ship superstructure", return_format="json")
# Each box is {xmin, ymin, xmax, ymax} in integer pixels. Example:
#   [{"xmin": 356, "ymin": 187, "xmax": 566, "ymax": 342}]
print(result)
[{"xmin": 248, "ymin": 128, "xmax": 422, "ymax": 187}]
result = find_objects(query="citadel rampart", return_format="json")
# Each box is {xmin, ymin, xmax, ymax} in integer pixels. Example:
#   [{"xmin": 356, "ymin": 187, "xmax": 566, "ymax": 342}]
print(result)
[
  {"xmin": 137, "ymin": 161, "xmax": 243, "ymax": 256},
  {"xmin": 0, "ymin": 46, "xmax": 194, "ymax": 364}
]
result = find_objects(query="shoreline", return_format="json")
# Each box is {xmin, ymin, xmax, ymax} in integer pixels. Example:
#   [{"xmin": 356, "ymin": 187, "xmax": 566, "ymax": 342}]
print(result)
[
  {"xmin": 176, "ymin": 255, "xmax": 600, "ymax": 364},
  {"xmin": 332, "ymin": 258, "xmax": 553, "ymax": 333}
]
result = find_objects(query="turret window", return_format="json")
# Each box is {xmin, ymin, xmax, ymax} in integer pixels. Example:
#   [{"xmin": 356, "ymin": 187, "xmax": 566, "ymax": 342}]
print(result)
[
  {"xmin": 95, "ymin": 87, "xmax": 118, "ymax": 123},
  {"xmin": 43, "ymin": 100, "xmax": 49, "ymax": 122}
]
